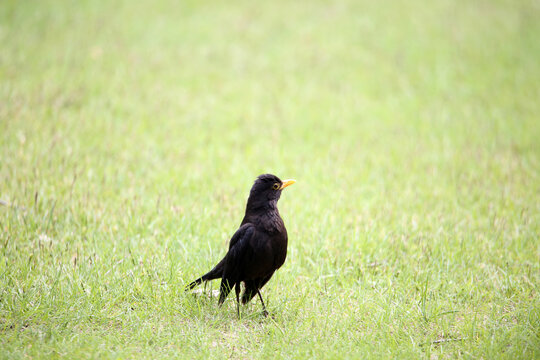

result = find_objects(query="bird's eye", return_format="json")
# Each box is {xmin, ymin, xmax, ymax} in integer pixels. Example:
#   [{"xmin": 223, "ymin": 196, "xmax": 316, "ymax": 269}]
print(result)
[{"xmin": 272, "ymin": 183, "xmax": 280, "ymax": 190}]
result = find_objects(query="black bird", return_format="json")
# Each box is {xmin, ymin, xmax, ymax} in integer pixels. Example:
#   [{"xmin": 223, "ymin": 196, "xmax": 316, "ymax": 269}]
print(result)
[{"xmin": 186, "ymin": 174, "xmax": 295, "ymax": 316}]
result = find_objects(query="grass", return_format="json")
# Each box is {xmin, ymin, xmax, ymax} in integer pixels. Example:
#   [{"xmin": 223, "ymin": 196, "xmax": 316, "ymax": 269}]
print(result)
[{"xmin": 1, "ymin": 0, "xmax": 539, "ymax": 358}]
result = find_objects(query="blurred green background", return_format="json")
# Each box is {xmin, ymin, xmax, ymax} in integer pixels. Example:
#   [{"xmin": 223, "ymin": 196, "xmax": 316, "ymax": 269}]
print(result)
[{"xmin": 1, "ymin": 0, "xmax": 539, "ymax": 358}]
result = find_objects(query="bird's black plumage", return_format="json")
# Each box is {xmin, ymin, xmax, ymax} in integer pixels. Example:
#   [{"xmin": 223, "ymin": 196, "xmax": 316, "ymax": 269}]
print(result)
[{"xmin": 186, "ymin": 174, "xmax": 295, "ymax": 316}]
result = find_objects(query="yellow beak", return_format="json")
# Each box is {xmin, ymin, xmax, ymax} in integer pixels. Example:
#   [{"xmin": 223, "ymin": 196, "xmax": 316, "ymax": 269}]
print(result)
[{"xmin": 279, "ymin": 179, "xmax": 296, "ymax": 190}]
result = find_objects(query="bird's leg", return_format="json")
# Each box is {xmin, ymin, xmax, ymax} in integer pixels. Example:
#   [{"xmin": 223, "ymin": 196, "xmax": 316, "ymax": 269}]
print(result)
[
  {"xmin": 235, "ymin": 283, "xmax": 241, "ymax": 318},
  {"xmin": 257, "ymin": 290, "xmax": 269, "ymax": 317}
]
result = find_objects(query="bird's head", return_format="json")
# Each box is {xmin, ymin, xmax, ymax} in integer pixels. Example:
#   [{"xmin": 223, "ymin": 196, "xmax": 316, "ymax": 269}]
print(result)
[{"xmin": 246, "ymin": 174, "xmax": 296, "ymax": 210}]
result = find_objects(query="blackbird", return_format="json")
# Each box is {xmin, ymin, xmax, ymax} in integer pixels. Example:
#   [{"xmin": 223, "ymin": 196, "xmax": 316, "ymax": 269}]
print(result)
[{"xmin": 186, "ymin": 174, "xmax": 295, "ymax": 316}]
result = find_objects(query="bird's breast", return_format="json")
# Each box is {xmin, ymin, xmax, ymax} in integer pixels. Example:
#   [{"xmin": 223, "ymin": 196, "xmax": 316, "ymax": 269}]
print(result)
[{"xmin": 255, "ymin": 211, "xmax": 285, "ymax": 234}]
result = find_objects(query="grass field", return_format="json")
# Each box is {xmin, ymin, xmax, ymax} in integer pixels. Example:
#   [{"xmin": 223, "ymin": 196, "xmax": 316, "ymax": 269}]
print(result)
[{"xmin": 1, "ymin": 0, "xmax": 539, "ymax": 358}]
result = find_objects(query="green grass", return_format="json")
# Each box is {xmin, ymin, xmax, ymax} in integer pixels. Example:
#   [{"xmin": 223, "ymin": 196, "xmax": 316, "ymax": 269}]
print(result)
[{"xmin": 1, "ymin": 0, "xmax": 539, "ymax": 358}]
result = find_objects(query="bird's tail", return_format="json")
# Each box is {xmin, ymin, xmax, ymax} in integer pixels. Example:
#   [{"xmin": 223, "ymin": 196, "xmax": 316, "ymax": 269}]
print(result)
[
  {"xmin": 185, "ymin": 258, "xmax": 225, "ymax": 291},
  {"xmin": 185, "ymin": 277, "xmax": 204, "ymax": 290}
]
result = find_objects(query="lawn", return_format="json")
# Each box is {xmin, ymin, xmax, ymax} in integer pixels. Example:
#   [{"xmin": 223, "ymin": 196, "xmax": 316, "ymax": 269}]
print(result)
[{"xmin": 1, "ymin": 0, "xmax": 539, "ymax": 358}]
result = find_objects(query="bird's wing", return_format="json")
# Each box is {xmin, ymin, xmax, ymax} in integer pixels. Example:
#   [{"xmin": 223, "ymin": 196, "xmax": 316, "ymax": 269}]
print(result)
[
  {"xmin": 187, "ymin": 224, "xmax": 256, "ymax": 291},
  {"xmin": 228, "ymin": 223, "xmax": 256, "ymax": 250},
  {"xmin": 217, "ymin": 224, "xmax": 256, "ymax": 304},
  {"xmin": 222, "ymin": 224, "xmax": 256, "ymax": 278}
]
